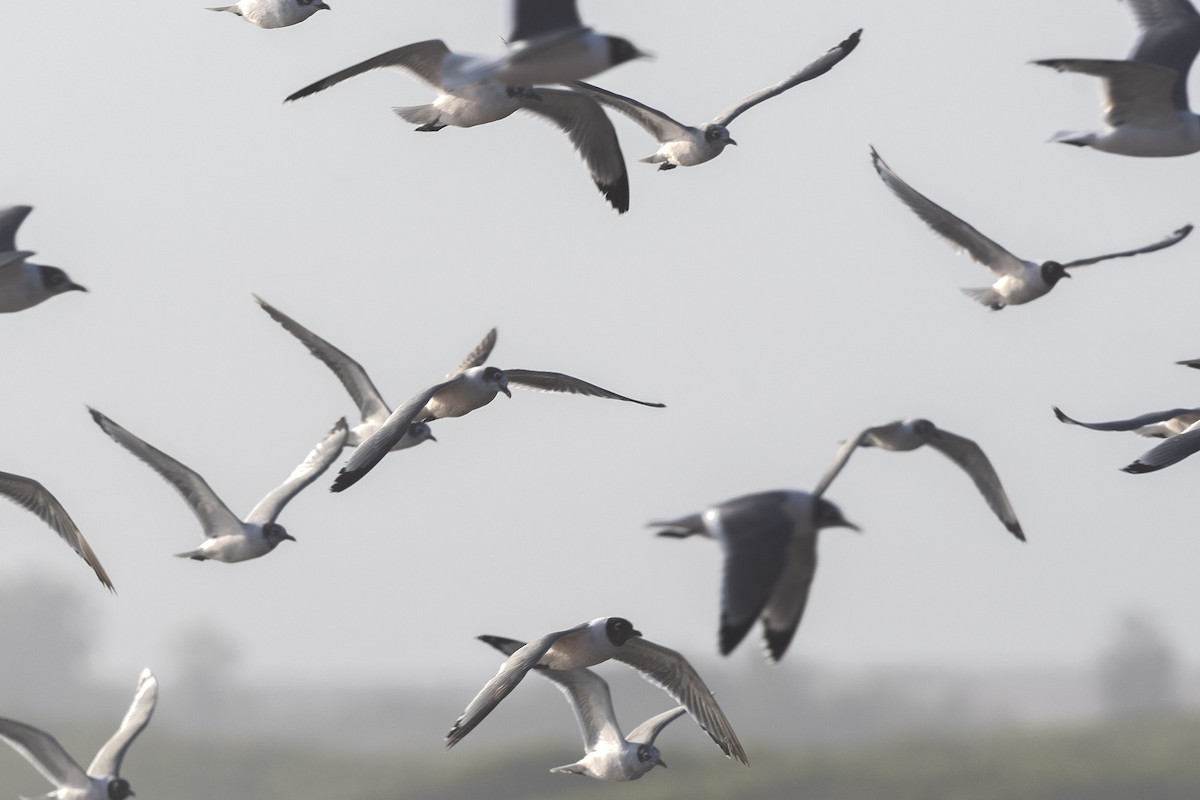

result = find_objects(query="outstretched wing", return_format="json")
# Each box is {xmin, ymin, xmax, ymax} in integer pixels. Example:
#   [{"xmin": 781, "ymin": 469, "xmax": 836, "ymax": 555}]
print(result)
[
  {"xmin": 0, "ymin": 717, "xmax": 89, "ymax": 791},
  {"xmin": 570, "ymin": 81, "xmax": 692, "ymax": 142},
  {"xmin": 0, "ymin": 205, "xmax": 33, "ymax": 252},
  {"xmin": 1060, "ymin": 224, "xmax": 1192, "ymax": 268},
  {"xmin": 447, "ymin": 329, "xmax": 499, "ymax": 378},
  {"xmin": 503, "ymin": 369, "xmax": 665, "ymax": 406},
  {"xmin": 285, "ymin": 40, "xmax": 452, "ymax": 101},
  {"xmin": 87, "ymin": 669, "xmax": 158, "ymax": 778},
  {"xmin": 927, "ymin": 428, "xmax": 1024, "ymax": 541},
  {"xmin": 811, "ymin": 427, "xmax": 874, "ymax": 500},
  {"xmin": 246, "ymin": 419, "xmax": 349, "ymax": 524}
]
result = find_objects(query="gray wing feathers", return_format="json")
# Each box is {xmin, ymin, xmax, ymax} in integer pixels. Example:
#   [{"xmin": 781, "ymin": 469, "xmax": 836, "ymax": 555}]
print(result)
[
  {"xmin": 713, "ymin": 28, "xmax": 862, "ymax": 126},
  {"xmin": 569, "ymin": 81, "xmax": 692, "ymax": 142},
  {"xmin": 447, "ymin": 625, "xmax": 586, "ymax": 748},
  {"xmin": 518, "ymin": 89, "xmax": 630, "ymax": 213},
  {"xmin": 511, "ymin": 0, "xmax": 582, "ymax": 42},
  {"xmin": 0, "ymin": 205, "xmax": 32, "ymax": 253},
  {"xmin": 87, "ymin": 669, "xmax": 158, "ymax": 778},
  {"xmin": 1127, "ymin": 0, "xmax": 1200, "ymax": 107},
  {"xmin": 285, "ymin": 40, "xmax": 452, "ymax": 102},
  {"xmin": 1123, "ymin": 422, "xmax": 1200, "ymax": 472},
  {"xmin": 246, "ymin": 418, "xmax": 349, "ymax": 524},
  {"xmin": 758, "ymin": 533, "xmax": 818, "ymax": 663},
  {"xmin": 88, "ymin": 408, "xmax": 241, "ymax": 534},
  {"xmin": 0, "ymin": 472, "xmax": 115, "ymax": 593},
  {"xmin": 0, "ymin": 718, "xmax": 89, "ymax": 790},
  {"xmin": 811, "ymin": 428, "xmax": 872, "ymax": 500},
  {"xmin": 927, "ymin": 429, "xmax": 1024, "ymax": 540},
  {"xmin": 255, "ymin": 296, "xmax": 390, "ymax": 424},
  {"xmin": 447, "ymin": 329, "xmax": 498, "ymax": 378},
  {"xmin": 1060, "ymin": 224, "xmax": 1192, "ymax": 268},
  {"xmin": 332, "ymin": 379, "xmax": 459, "ymax": 492},
  {"xmin": 713, "ymin": 497, "xmax": 795, "ymax": 654},
  {"xmin": 502, "ymin": 369, "xmax": 665, "ymax": 406},
  {"xmin": 1053, "ymin": 405, "xmax": 1200, "ymax": 431},
  {"xmin": 870, "ymin": 147, "xmax": 1025, "ymax": 277},
  {"xmin": 612, "ymin": 637, "xmax": 748, "ymax": 764},
  {"xmin": 625, "ymin": 705, "xmax": 686, "ymax": 747},
  {"xmin": 1033, "ymin": 59, "xmax": 1182, "ymax": 123}
]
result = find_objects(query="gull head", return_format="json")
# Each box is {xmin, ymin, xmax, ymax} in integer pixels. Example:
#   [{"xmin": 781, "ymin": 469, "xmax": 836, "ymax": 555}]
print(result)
[
  {"xmin": 1040, "ymin": 261, "xmax": 1071, "ymax": 285},
  {"xmin": 483, "ymin": 366, "xmax": 511, "ymax": 398},
  {"xmin": 635, "ymin": 742, "xmax": 666, "ymax": 772},
  {"xmin": 39, "ymin": 264, "xmax": 87, "ymax": 295},
  {"xmin": 605, "ymin": 36, "xmax": 652, "ymax": 68},
  {"xmin": 298, "ymin": 0, "xmax": 331, "ymax": 11},
  {"xmin": 263, "ymin": 522, "xmax": 297, "ymax": 547},
  {"xmin": 605, "ymin": 616, "xmax": 642, "ymax": 646},
  {"xmin": 814, "ymin": 498, "xmax": 860, "ymax": 533},
  {"xmin": 703, "ymin": 124, "xmax": 737, "ymax": 148},
  {"xmin": 107, "ymin": 778, "xmax": 135, "ymax": 800},
  {"xmin": 409, "ymin": 422, "xmax": 436, "ymax": 444}
]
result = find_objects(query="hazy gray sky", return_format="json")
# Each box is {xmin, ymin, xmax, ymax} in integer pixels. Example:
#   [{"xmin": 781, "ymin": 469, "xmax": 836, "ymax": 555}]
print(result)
[{"xmin": 3, "ymin": 0, "xmax": 1199, "ymax": 709}]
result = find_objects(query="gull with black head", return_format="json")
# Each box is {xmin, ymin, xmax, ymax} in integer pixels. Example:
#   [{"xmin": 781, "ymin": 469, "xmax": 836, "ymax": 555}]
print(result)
[{"xmin": 0, "ymin": 205, "xmax": 86, "ymax": 314}]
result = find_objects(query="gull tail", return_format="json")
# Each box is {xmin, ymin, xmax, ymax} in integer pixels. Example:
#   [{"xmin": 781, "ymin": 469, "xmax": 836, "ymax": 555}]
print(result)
[
  {"xmin": 960, "ymin": 286, "xmax": 1005, "ymax": 310},
  {"xmin": 207, "ymin": 5, "xmax": 241, "ymax": 13},
  {"xmin": 174, "ymin": 549, "xmax": 209, "ymax": 561},
  {"xmin": 1046, "ymin": 130, "xmax": 1093, "ymax": 148},
  {"xmin": 394, "ymin": 105, "xmax": 446, "ymax": 131}
]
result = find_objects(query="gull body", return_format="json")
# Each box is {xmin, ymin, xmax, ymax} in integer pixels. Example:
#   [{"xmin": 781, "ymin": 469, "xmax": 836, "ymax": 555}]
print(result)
[
  {"xmin": 871, "ymin": 147, "xmax": 1192, "ymax": 308},
  {"xmin": 331, "ymin": 363, "xmax": 664, "ymax": 491},
  {"xmin": 256, "ymin": 296, "xmax": 500, "ymax": 450},
  {"xmin": 0, "ymin": 471, "xmax": 114, "ymax": 592},
  {"xmin": 1035, "ymin": 0, "xmax": 1200, "ymax": 156},
  {"xmin": 573, "ymin": 28, "xmax": 861, "ymax": 170},
  {"xmin": 440, "ymin": 0, "xmax": 649, "ymax": 90},
  {"xmin": 0, "ymin": 669, "xmax": 156, "ymax": 800},
  {"xmin": 479, "ymin": 635, "xmax": 684, "ymax": 781},
  {"xmin": 89, "ymin": 408, "xmax": 347, "ymax": 561},
  {"xmin": 286, "ymin": 40, "xmax": 630, "ymax": 212},
  {"xmin": 650, "ymin": 491, "xmax": 858, "ymax": 662},
  {"xmin": 207, "ymin": 0, "xmax": 329, "ymax": 29},
  {"xmin": 447, "ymin": 617, "xmax": 747, "ymax": 765},
  {"xmin": 0, "ymin": 205, "xmax": 86, "ymax": 313},
  {"xmin": 812, "ymin": 418, "xmax": 1025, "ymax": 541}
]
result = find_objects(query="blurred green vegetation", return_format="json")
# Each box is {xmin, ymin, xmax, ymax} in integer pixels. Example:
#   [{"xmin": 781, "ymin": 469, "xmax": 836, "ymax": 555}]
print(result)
[{"xmin": 5, "ymin": 713, "xmax": 1197, "ymax": 799}]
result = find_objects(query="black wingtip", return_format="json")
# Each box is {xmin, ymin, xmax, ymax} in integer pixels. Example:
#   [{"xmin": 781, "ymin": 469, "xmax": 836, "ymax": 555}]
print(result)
[
  {"xmin": 602, "ymin": 176, "xmax": 630, "ymax": 214},
  {"xmin": 1052, "ymin": 406, "xmax": 1069, "ymax": 424},
  {"xmin": 719, "ymin": 620, "xmax": 754, "ymax": 656},
  {"xmin": 329, "ymin": 468, "xmax": 361, "ymax": 492},
  {"xmin": 1008, "ymin": 523, "xmax": 1027, "ymax": 542},
  {"xmin": 841, "ymin": 28, "xmax": 863, "ymax": 51},
  {"xmin": 1121, "ymin": 461, "xmax": 1158, "ymax": 474},
  {"xmin": 762, "ymin": 627, "xmax": 797, "ymax": 663}
]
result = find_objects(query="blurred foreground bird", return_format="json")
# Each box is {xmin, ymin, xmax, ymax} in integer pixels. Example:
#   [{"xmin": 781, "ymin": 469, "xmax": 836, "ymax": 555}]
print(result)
[{"xmin": 0, "ymin": 205, "xmax": 86, "ymax": 313}]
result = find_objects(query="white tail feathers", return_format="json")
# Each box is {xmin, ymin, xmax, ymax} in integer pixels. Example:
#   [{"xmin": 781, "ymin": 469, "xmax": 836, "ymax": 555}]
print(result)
[
  {"xmin": 961, "ymin": 286, "xmax": 1004, "ymax": 309},
  {"xmin": 394, "ymin": 105, "xmax": 440, "ymax": 125}
]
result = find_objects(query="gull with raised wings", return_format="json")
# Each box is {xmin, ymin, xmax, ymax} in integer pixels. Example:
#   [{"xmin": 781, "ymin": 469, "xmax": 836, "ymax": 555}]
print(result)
[{"xmin": 0, "ymin": 205, "xmax": 86, "ymax": 313}]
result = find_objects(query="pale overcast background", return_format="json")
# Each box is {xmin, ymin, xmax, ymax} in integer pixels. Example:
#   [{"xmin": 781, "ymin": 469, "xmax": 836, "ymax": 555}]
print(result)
[{"xmin": 2, "ymin": 0, "xmax": 1199, "ymax": 710}]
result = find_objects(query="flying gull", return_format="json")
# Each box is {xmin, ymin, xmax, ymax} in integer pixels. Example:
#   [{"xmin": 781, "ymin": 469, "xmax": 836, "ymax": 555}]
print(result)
[{"xmin": 0, "ymin": 205, "xmax": 86, "ymax": 313}]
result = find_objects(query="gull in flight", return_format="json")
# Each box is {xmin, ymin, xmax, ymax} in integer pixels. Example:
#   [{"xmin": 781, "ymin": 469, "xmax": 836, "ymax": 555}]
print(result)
[
  {"xmin": 1034, "ymin": 0, "xmax": 1200, "ymax": 156},
  {"xmin": 812, "ymin": 418, "xmax": 1025, "ymax": 541},
  {"xmin": 446, "ymin": 617, "xmax": 748, "ymax": 765},
  {"xmin": 572, "ymin": 28, "xmax": 861, "ymax": 170},
  {"xmin": 1054, "ymin": 405, "xmax": 1200, "ymax": 473},
  {"xmin": 439, "ymin": 0, "xmax": 649, "ymax": 90},
  {"xmin": 331, "ymin": 361, "xmax": 664, "ymax": 491},
  {"xmin": 0, "ymin": 205, "xmax": 86, "ymax": 313},
  {"xmin": 871, "ymin": 147, "xmax": 1193, "ymax": 308},
  {"xmin": 478, "ymin": 635, "xmax": 685, "ymax": 781},
  {"xmin": 208, "ymin": 0, "xmax": 329, "ymax": 29},
  {"xmin": 650, "ymin": 492, "xmax": 859, "ymax": 662},
  {"xmin": 255, "ymin": 296, "xmax": 499, "ymax": 451},
  {"xmin": 0, "ymin": 669, "xmax": 156, "ymax": 800},
  {"xmin": 285, "ymin": 40, "xmax": 630, "ymax": 213},
  {"xmin": 0, "ymin": 471, "xmax": 115, "ymax": 592},
  {"xmin": 89, "ymin": 408, "xmax": 347, "ymax": 561}
]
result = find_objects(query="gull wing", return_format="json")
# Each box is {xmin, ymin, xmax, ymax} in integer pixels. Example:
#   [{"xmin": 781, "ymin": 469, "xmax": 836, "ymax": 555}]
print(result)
[
  {"xmin": 332, "ymin": 378, "xmax": 460, "ymax": 492},
  {"xmin": 713, "ymin": 28, "xmax": 862, "ymax": 126},
  {"xmin": 88, "ymin": 408, "xmax": 241, "ymax": 536},
  {"xmin": 246, "ymin": 419, "xmax": 349, "ymax": 524},
  {"xmin": 870, "ymin": 147, "xmax": 1026, "ymax": 278},
  {"xmin": 478, "ymin": 635, "xmax": 624, "ymax": 751},
  {"xmin": 1053, "ymin": 405, "xmax": 1200, "ymax": 432},
  {"xmin": 811, "ymin": 427, "xmax": 876, "ymax": 500},
  {"xmin": 926, "ymin": 428, "xmax": 1024, "ymax": 540},
  {"xmin": 510, "ymin": 0, "xmax": 584, "ymax": 42},
  {"xmin": 256, "ymin": 296, "xmax": 390, "ymax": 425},
  {"xmin": 625, "ymin": 705, "xmax": 687, "ymax": 747},
  {"xmin": 519, "ymin": 89, "xmax": 631, "ymax": 214},
  {"xmin": 87, "ymin": 669, "xmax": 158, "ymax": 778},
  {"xmin": 0, "ymin": 205, "xmax": 33, "ymax": 253},
  {"xmin": 446, "ymin": 623, "xmax": 589, "ymax": 749},
  {"xmin": 0, "ymin": 718, "xmax": 89, "ymax": 791},
  {"xmin": 1127, "ymin": 0, "xmax": 1200, "ymax": 108},
  {"xmin": 570, "ymin": 81, "xmax": 692, "ymax": 142},
  {"xmin": 0, "ymin": 472, "xmax": 114, "ymax": 593},
  {"xmin": 612, "ymin": 637, "xmax": 748, "ymax": 765},
  {"xmin": 758, "ymin": 532, "xmax": 819, "ymax": 662},
  {"xmin": 447, "ymin": 329, "xmax": 498, "ymax": 378},
  {"xmin": 1123, "ymin": 420, "xmax": 1200, "ymax": 472},
  {"xmin": 0, "ymin": 250, "xmax": 35, "ymax": 271},
  {"xmin": 707, "ymin": 492, "xmax": 796, "ymax": 655},
  {"xmin": 1060, "ymin": 224, "xmax": 1192, "ymax": 268},
  {"xmin": 502, "ymin": 369, "xmax": 665, "ymax": 407},
  {"xmin": 1033, "ymin": 58, "xmax": 1182, "ymax": 124},
  {"xmin": 285, "ymin": 40, "xmax": 452, "ymax": 101},
  {"xmin": 1176, "ymin": 357, "xmax": 1200, "ymax": 368}
]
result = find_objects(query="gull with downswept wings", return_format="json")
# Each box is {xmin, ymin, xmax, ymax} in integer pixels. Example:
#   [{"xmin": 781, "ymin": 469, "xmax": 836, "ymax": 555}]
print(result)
[
  {"xmin": 0, "ymin": 669, "xmax": 156, "ymax": 800},
  {"xmin": 1034, "ymin": 0, "xmax": 1200, "ymax": 156},
  {"xmin": 650, "ymin": 492, "xmax": 859, "ymax": 662},
  {"xmin": 478, "ymin": 635, "xmax": 685, "ymax": 781},
  {"xmin": 285, "ymin": 39, "xmax": 631, "ymax": 213},
  {"xmin": 90, "ymin": 408, "xmax": 347, "ymax": 561},
  {"xmin": 870, "ymin": 147, "xmax": 1192, "ymax": 308},
  {"xmin": 573, "ymin": 28, "xmax": 861, "ymax": 170},
  {"xmin": 1054, "ymin": 405, "xmax": 1200, "ymax": 473},
  {"xmin": 0, "ymin": 471, "xmax": 115, "ymax": 592},
  {"xmin": 256, "ymin": 296, "xmax": 499, "ymax": 451},
  {"xmin": 811, "ymin": 418, "xmax": 1025, "ymax": 541},
  {"xmin": 331, "ymin": 360, "xmax": 664, "ymax": 491},
  {"xmin": 446, "ymin": 617, "xmax": 747, "ymax": 765}
]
